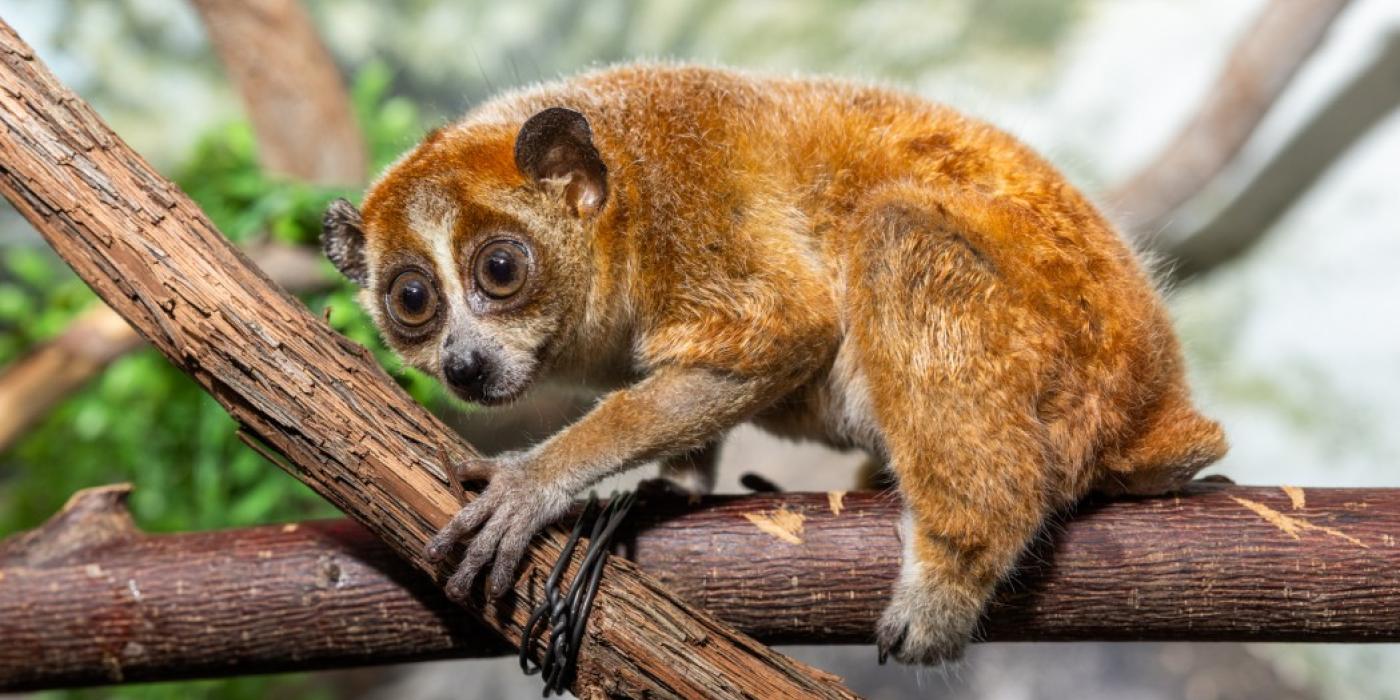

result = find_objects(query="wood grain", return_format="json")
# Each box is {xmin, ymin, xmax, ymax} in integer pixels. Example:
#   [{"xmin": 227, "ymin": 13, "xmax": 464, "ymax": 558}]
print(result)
[
  {"xmin": 0, "ymin": 19, "xmax": 855, "ymax": 699},
  {"xmin": 1, "ymin": 0, "xmax": 363, "ymax": 451},
  {"xmin": 2, "ymin": 483, "xmax": 1397, "ymax": 689}
]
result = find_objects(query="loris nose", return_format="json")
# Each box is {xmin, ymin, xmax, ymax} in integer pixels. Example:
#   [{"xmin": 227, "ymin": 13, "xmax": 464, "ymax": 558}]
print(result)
[{"xmin": 443, "ymin": 351, "xmax": 489, "ymax": 396}]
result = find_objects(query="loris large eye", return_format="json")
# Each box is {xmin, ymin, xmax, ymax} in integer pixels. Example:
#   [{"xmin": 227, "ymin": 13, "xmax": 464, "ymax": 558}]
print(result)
[
  {"xmin": 385, "ymin": 269, "xmax": 438, "ymax": 327},
  {"xmin": 473, "ymin": 240, "xmax": 529, "ymax": 299}
]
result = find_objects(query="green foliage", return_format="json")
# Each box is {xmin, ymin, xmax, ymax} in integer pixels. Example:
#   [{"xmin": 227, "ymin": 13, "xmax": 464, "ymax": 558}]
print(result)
[
  {"xmin": 353, "ymin": 61, "xmax": 432, "ymax": 170},
  {"xmin": 0, "ymin": 63, "xmax": 434, "ymax": 538},
  {"xmin": 0, "ymin": 246, "xmax": 103, "ymax": 354},
  {"xmin": 176, "ymin": 122, "xmax": 338, "ymax": 247}
]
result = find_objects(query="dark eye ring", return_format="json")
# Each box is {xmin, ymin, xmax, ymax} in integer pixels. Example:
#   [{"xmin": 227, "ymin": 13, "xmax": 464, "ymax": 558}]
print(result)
[
  {"xmin": 385, "ymin": 269, "xmax": 438, "ymax": 327},
  {"xmin": 473, "ymin": 240, "xmax": 529, "ymax": 299}
]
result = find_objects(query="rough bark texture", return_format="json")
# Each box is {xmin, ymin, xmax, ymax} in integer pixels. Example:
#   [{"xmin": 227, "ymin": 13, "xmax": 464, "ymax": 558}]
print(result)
[
  {"xmin": 0, "ymin": 19, "xmax": 854, "ymax": 699},
  {"xmin": 0, "ymin": 242, "xmax": 328, "ymax": 451},
  {"xmin": 3, "ymin": 482, "xmax": 1398, "ymax": 690},
  {"xmin": 189, "ymin": 0, "xmax": 367, "ymax": 185},
  {"xmin": 1109, "ymin": 0, "xmax": 1352, "ymax": 239}
]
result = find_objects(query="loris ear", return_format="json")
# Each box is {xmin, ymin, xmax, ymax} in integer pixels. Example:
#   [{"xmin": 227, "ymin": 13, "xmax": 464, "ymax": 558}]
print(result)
[
  {"xmin": 514, "ymin": 107, "xmax": 608, "ymax": 218},
  {"xmin": 322, "ymin": 198, "xmax": 369, "ymax": 287}
]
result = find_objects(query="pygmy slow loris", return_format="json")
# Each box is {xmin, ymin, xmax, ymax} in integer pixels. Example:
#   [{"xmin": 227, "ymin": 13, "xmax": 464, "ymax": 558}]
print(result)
[{"xmin": 321, "ymin": 63, "xmax": 1227, "ymax": 664}]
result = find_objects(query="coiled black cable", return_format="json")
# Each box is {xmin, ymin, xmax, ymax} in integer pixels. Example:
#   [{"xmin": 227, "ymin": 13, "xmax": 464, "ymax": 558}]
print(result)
[{"xmin": 520, "ymin": 489, "xmax": 636, "ymax": 696}]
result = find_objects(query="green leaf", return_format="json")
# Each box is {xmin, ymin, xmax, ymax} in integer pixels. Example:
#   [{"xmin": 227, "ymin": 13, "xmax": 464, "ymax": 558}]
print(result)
[
  {"xmin": 5, "ymin": 247, "xmax": 55, "ymax": 287},
  {"xmin": 0, "ymin": 284, "xmax": 28, "ymax": 322}
]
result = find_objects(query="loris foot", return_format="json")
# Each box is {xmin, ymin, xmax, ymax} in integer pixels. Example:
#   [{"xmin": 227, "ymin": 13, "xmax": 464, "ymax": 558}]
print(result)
[{"xmin": 876, "ymin": 574, "xmax": 981, "ymax": 666}]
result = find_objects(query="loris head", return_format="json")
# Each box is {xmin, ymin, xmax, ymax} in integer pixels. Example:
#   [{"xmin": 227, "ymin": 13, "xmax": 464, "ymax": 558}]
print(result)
[{"xmin": 321, "ymin": 107, "xmax": 609, "ymax": 406}]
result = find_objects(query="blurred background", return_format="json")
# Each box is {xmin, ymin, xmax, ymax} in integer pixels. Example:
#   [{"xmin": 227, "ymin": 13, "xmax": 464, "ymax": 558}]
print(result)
[{"xmin": 1, "ymin": 0, "xmax": 1397, "ymax": 698}]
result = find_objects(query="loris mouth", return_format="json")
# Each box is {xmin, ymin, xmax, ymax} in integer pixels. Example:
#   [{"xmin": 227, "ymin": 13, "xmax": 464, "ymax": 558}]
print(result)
[
  {"xmin": 448, "ymin": 372, "xmax": 533, "ymax": 408},
  {"xmin": 465, "ymin": 385, "xmax": 527, "ymax": 407}
]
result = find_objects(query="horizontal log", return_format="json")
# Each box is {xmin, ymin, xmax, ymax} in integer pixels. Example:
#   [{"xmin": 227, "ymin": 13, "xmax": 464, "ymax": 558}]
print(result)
[{"xmin": 2, "ymin": 481, "xmax": 1397, "ymax": 690}]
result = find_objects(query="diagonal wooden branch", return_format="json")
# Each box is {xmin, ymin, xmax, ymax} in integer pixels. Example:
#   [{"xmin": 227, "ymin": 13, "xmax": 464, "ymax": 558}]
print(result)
[
  {"xmin": 0, "ymin": 241, "xmax": 328, "ymax": 451},
  {"xmin": 1109, "ymin": 0, "xmax": 1353, "ymax": 240},
  {"xmin": 0, "ymin": 18, "xmax": 856, "ymax": 699},
  {"xmin": 2, "ymin": 0, "xmax": 363, "ymax": 453}
]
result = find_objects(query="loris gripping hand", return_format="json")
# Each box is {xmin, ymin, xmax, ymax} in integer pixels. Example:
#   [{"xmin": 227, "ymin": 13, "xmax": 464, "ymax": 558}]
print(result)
[
  {"xmin": 426, "ymin": 369, "xmax": 774, "ymax": 600},
  {"xmin": 425, "ymin": 449, "xmax": 572, "ymax": 599}
]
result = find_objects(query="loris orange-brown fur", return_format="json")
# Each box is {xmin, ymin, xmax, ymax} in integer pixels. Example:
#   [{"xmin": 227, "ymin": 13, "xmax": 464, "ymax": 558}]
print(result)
[{"xmin": 321, "ymin": 63, "xmax": 1227, "ymax": 664}]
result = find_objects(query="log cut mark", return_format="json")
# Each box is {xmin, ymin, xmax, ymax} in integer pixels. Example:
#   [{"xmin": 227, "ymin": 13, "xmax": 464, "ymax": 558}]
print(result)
[
  {"xmin": 744, "ymin": 507, "xmax": 806, "ymax": 545},
  {"xmin": 828, "ymin": 491, "xmax": 846, "ymax": 516},
  {"xmin": 1229, "ymin": 495, "xmax": 1367, "ymax": 548},
  {"xmin": 1282, "ymin": 485, "xmax": 1307, "ymax": 510}
]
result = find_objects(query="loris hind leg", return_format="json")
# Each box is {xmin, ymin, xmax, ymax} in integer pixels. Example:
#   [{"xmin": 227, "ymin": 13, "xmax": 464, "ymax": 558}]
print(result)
[
  {"xmin": 849, "ymin": 191, "xmax": 1056, "ymax": 664},
  {"xmin": 871, "ymin": 392, "xmax": 1050, "ymax": 664}
]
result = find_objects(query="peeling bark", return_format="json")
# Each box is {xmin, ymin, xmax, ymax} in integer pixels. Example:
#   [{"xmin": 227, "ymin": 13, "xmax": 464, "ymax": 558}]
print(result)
[
  {"xmin": 0, "ymin": 19, "xmax": 855, "ymax": 699},
  {"xmin": 0, "ymin": 0, "xmax": 366, "ymax": 449}
]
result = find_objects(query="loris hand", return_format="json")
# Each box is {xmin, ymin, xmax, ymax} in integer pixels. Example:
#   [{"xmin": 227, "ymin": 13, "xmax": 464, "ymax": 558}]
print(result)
[{"xmin": 424, "ymin": 451, "xmax": 574, "ymax": 600}]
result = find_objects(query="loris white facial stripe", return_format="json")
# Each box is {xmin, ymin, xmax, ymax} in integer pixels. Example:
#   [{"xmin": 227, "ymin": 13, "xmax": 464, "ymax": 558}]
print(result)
[{"xmin": 406, "ymin": 188, "xmax": 465, "ymax": 312}]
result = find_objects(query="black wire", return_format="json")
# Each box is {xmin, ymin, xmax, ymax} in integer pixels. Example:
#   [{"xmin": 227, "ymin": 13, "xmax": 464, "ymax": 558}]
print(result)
[{"xmin": 520, "ymin": 489, "xmax": 636, "ymax": 696}]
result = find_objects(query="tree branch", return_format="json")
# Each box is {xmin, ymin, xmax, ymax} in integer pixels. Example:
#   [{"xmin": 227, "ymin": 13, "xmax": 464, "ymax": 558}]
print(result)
[
  {"xmin": 189, "ymin": 0, "xmax": 367, "ymax": 185},
  {"xmin": 1164, "ymin": 31, "xmax": 1400, "ymax": 278},
  {"xmin": 0, "ymin": 242, "xmax": 329, "ymax": 451},
  {"xmin": 2, "ymin": 0, "xmax": 366, "ymax": 451},
  {"xmin": 1109, "ymin": 0, "xmax": 1352, "ymax": 238},
  {"xmin": 0, "ymin": 18, "xmax": 854, "ymax": 699},
  {"xmin": 4, "ymin": 483, "xmax": 1398, "ymax": 690}
]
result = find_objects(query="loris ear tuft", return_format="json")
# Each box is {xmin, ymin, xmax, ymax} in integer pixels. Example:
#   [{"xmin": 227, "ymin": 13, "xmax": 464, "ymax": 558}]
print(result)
[
  {"xmin": 322, "ymin": 198, "xmax": 368, "ymax": 287},
  {"xmin": 514, "ymin": 107, "xmax": 608, "ymax": 218}
]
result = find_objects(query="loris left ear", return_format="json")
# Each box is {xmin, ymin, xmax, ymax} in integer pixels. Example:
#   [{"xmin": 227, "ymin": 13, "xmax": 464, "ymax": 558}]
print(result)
[
  {"xmin": 322, "ymin": 198, "xmax": 368, "ymax": 287},
  {"xmin": 514, "ymin": 107, "xmax": 608, "ymax": 218}
]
